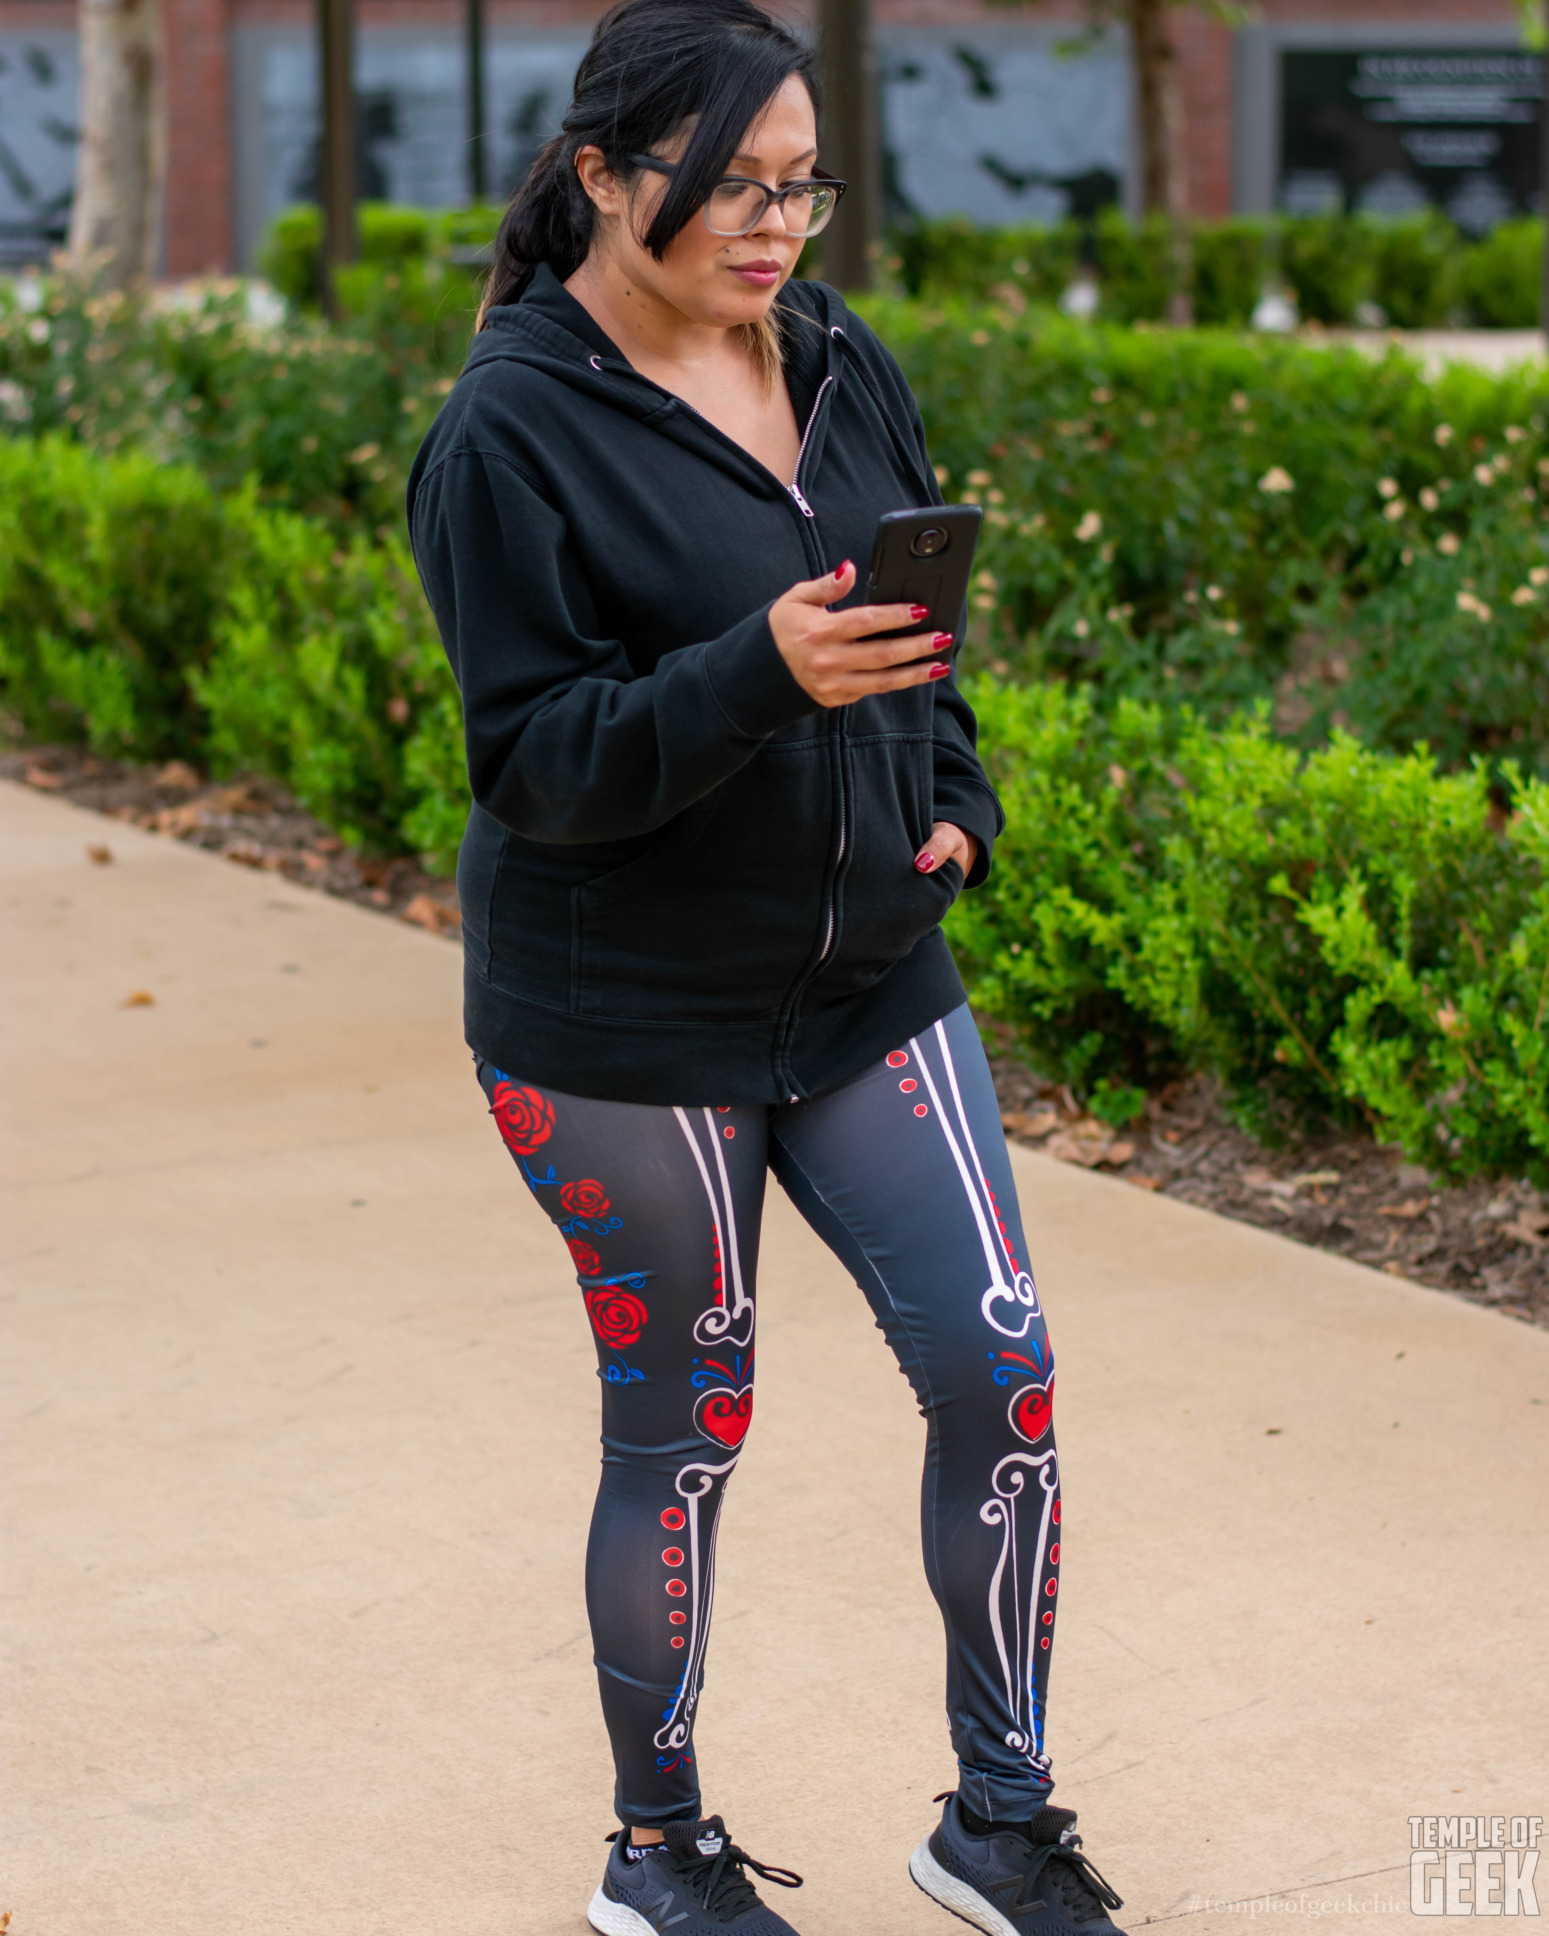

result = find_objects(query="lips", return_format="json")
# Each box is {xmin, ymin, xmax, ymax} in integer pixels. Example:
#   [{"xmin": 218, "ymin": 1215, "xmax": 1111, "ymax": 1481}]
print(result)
[{"xmin": 730, "ymin": 260, "xmax": 781, "ymax": 285}]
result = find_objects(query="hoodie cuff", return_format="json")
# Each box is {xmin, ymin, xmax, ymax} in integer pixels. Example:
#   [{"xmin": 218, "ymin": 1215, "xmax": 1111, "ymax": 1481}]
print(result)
[
  {"xmin": 934, "ymin": 781, "xmax": 1002, "ymax": 888},
  {"xmin": 702, "ymin": 606, "xmax": 816, "ymax": 739}
]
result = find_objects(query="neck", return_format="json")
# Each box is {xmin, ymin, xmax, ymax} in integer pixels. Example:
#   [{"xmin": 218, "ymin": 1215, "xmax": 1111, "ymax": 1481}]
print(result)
[{"xmin": 565, "ymin": 249, "xmax": 737, "ymax": 373}]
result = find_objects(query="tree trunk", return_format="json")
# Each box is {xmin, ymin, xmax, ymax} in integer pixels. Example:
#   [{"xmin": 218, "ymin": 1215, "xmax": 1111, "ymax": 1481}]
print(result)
[
  {"xmin": 818, "ymin": 0, "xmax": 882, "ymax": 292},
  {"xmin": 67, "ymin": 0, "xmax": 164, "ymax": 289},
  {"xmin": 318, "ymin": 0, "xmax": 357, "ymax": 313},
  {"xmin": 1541, "ymin": 0, "xmax": 1548, "ymax": 344},
  {"xmin": 1129, "ymin": 0, "xmax": 1192, "ymax": 326}
]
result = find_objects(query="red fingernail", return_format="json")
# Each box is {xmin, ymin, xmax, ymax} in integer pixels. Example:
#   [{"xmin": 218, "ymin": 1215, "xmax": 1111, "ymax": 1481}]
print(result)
[
  {"xmin": 837, "ymin": 559, "xmax": 853, "ymax": 576},
  {"xmin": 910, "ymin": 604, "xmax": 930, "ymax": 620},
  {"xmin": 928, "ymin": 663, "xmax": 951, "ymax": 679},
  {"xmin": 933, "ymin": 632, "xmax": 954, "ymax": 646},
  {"xmin": 915, "ymin": 851, "xmax": 937, "ymax": 871}
]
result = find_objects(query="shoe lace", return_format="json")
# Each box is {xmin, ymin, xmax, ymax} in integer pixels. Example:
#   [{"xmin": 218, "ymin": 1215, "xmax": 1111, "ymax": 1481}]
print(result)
[
  {"xmin": 1015, "ymin": 1836, "xmax": 1124, "ymax": 1922},
  {"xmin": 606, "ymin": 1831, "xmax": 803, "ymax": 1921},
  {"xmin": 676, "ymin": 1836, "xmax": 803, "ymax": 1918}
]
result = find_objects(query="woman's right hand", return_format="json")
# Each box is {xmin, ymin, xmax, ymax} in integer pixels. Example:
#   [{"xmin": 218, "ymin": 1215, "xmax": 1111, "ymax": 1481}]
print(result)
[{"xmin": 768, "ymin": 560, "xmax": 952, "ymax": 709}]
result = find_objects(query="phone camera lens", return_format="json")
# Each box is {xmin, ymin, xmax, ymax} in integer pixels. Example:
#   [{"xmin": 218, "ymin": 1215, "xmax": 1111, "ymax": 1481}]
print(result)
[{"xmin": 910, "ymin": 526, "xmax": 948, "ymax": 559}]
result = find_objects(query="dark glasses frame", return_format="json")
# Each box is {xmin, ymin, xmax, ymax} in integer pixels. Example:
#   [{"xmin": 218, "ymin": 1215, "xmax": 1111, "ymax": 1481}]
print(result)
[{"xmin": 627, "ymin": 154, "xmax": 848, "ymax": 236}]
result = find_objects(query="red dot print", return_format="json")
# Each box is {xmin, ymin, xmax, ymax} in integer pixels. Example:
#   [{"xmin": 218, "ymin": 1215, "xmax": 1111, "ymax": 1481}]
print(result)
[
  {"xmin": 1050, "ymin": 1543, "xmax": 1059, "ymax": 1564},
  {"xmin": 723, "ymin": 1126, "xmax": 735, "ymax": 1139},
  {"xmin": 669, "ymin": 1610, "xmax": 687, "ymax": 1626},
  {"xmin": 717, "ymin": 1105, "xmax": 731, "ymax": 1113},
  {"xmin": 887, "ymin": 1051, "xmax": 908, "ymax": 1068},
  {"xmin": 661, "ymin": 1508, "xmax": 686, "ymax": 1531},
  {"xmin": 666, "ymin": 1579, "xmax": 687, "ymax": 1598},
  {"xmin": 1044, "ymin": 1578, "xmax": 1057, "ymax": 1596},
  {"xmin": 662, "ymin": 1547, "xmax": 684, "ymax": 1567},
  {"xmin": 1042, "ymin": 1610, "xmax": 1053, "ymax": 1625},
  {"xmin": 1052, "ymin": 1501, "xmax": 1061, "ymax": 1525},
  {"xmin": 671, "ymin": 1636, "xmax": 686, "ymax": 1648},
  {"xmin": 899, "ymin": 1078, "xmax": 918, "ymax": 1093},
  {"xmin": 1040, "ymin": 1636, "xmax": 1050, "ymax": 1649},
  {"xmin": 914, "ymin": 1103, "xmax": 929, "ymax": 1118}
]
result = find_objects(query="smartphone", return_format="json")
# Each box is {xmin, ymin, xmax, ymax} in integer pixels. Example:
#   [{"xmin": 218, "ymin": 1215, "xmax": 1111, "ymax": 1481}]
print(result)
[{"xmin": 863, "ymin": 505, "xmax": 983, "ymax": 653}]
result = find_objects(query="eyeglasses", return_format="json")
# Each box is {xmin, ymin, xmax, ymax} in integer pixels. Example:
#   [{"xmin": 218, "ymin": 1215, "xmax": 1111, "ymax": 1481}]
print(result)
[{"xmin": 629, "ymin": 154, "xmax": 847, "ymax": 238}]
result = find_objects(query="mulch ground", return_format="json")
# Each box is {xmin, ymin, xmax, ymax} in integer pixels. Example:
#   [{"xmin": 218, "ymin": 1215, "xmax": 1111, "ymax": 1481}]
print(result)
[{"xmin": 9, "ymin": 742, "xmax": 1547, "ymax": 1331}]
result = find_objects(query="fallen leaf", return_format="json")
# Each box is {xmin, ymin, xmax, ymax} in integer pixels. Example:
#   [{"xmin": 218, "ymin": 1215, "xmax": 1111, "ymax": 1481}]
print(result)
[
  {"xmin": 298, "ymin": 850, "xmax": 330, "ymax": 873},
  {"xmin": 1127, "ymin": 1173, "xmax": 1165, "ymax": 1191},
  {"xmin": 85, "ymin": 842, "xmax": 113, "ymax": 865},
  {"xmin": 1241, "ymin": 1167, "xmax": 1297, "ymax": 1199},
  {"xmin": 1265, "ymin": 1427, "xmax": 1283, "ymax": 1436},
  {"xmin": 205, "ymin": 782, "xmax": 263, "ymax": 814},
  {"xmin": 402, "ymin": 892, "xmax": 460, "ymax": 935},
  {"xmin": 223, "ymin": 843, "xmax": 263, "ymax": 868},
  {"xmin": 1001, "ymin": 1108, "xmax": 1058, "ymax": 1140},
  {"xmin": 1045, "ymin": 1132, "xmax": 1106, "ymax": 1168},
  {"xmin": 24, "ymin": 765, "xmax": 63, "ymax": 790},
  {"xmin": 1500, "ymin": 1220, "xmax": 1547, "ymax": 1250},
  {"xmin": 1098, "ymin": 1139, "xmax": 1135, "ymax": 1167},
  {"xmin": 155, "ymin": 760, "xmax": 202, "ymax": 790},
  {"xmin": 120, "ymin": 989, "xmax": 156, "ymax": 1007},
  {"xmin": 1378, "ymin": 1199, "xmax": 1430, "ymax": 1219},
  {"xmin": 367, "ymin": 887, "xmax": 392, "ymax": 908},
  {"xmin": 154, "ymin": 802, "xmax": 205, "ymax": 836},
  {"xmin": 1291, "ymin": 1169, "xmax": 1341, "ymax": 1191}
]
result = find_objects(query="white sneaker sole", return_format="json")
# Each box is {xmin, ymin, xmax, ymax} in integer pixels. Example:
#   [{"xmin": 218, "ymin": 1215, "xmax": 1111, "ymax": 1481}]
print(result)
[
  {"xmin": 910, "ymin": 1836, "xmax": 1021, "ymax": 1936},
  {"xmin": 586, "ymin": 1883, "xmax": 660, "ymax": 1935}
]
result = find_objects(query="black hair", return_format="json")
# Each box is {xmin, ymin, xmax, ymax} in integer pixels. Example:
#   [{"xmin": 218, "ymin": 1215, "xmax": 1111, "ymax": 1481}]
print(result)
[{"xmin": 479, "ymin": 0, "xmax": 820, "ymax": 320}]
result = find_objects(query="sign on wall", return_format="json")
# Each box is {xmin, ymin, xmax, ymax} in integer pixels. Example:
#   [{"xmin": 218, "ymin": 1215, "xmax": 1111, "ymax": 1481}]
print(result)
[{"xmin": 1279, "ymin": 48, "xmax": 1543, "ymax": 233}]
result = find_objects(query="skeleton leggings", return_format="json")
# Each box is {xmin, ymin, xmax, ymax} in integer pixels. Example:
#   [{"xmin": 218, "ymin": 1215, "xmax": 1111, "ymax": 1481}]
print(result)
[{"xmin": 478, "ymin": 1002, "xmax": 1060, "ymax": 1828}]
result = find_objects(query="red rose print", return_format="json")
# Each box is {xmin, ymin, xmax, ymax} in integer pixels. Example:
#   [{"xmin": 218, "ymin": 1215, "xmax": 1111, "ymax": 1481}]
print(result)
[
  {"xmin": 568, "ymin": 1239, "xmax": 603, "ymax": 1278},
  {"xmin": 491, "ymin": 1081, "xmax": 554, "ymax": 1154},
  {"xmin": 560, "ymin": 1178, "xmax": 611, "ymax": 1218},
  {"xmin": 585, "ymin": 1285, "xmax": 648, "ymax": 1349}
]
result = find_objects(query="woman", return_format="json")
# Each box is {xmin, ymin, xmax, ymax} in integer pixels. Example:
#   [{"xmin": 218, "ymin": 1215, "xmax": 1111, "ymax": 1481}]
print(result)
[{"xmin": 409, "ymin": 3, "xmax": 1128, "ymax": 1930}]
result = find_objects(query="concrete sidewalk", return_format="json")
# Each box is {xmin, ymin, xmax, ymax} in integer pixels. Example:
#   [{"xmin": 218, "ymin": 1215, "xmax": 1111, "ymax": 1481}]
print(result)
[{"xmin": 2, "ymin": 776, "xmax": 1546, "ymax": 1936}]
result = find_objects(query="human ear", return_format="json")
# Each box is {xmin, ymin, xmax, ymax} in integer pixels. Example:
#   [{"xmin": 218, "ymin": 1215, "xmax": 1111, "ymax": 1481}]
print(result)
[{"xmin": 574, "ymin": 145, "xmax": 623, "ymax": 215}]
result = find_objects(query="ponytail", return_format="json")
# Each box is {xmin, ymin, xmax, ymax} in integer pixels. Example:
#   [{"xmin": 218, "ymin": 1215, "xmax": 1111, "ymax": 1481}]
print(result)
[{"xmin": 477, "ymin": 134, "xmax": 595, "ymax": 326}]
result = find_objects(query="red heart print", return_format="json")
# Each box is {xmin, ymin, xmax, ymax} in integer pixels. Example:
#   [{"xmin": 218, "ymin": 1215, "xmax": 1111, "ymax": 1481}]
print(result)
[
  {"xmin": 694, "ymin": 1385, "xmax": 753, "ymax": 1448},
  {"xmin": 1009, "ymin": 1377, "xmax": 1054, "ymax": 1444}
]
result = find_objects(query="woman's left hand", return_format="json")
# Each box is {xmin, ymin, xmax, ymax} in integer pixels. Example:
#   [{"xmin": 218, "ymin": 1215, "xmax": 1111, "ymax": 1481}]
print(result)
[{"xmin": 914, "ymin": 821, "xmax": 978, "ymax": 879}]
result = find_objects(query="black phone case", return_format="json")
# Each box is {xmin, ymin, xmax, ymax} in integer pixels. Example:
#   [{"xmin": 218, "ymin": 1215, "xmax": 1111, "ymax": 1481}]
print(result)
[{"xmin": 863, "ymin": 505, "xmax": 984, "ymax": 653}]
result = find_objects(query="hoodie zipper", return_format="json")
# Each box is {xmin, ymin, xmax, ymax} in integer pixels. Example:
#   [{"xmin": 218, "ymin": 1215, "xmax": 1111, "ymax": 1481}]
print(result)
[
  {"xmin": 578, "ymin": 348, "xmax": 846, "ymax": 1099},
  {"xmin": 772, "ymin": 370, "xmax": 849, "ymax": 1095}
]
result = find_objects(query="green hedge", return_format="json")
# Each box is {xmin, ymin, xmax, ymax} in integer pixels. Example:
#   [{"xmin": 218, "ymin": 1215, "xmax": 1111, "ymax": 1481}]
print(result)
[
  {"xmin": 255, "ymin": 203, "xmax": 1546, "ymax": 331},
  {"xmin": 11, "ymin": 266, "xmax": 1549, "ymax": 778},
  {"xmin": 863, "ymin": 302, "xmax": 1549, "ymax": 773},
  {"xmin": 5, "ymin": 434, "xmax": 1547, "ymax": 1176},
  {"xmin": 0, "ymin": 437, "xmax": 463, "ymax": 860},
  {"xmin": 947, "ymin": 678, "xmax": 1549, "ymax": 1182},
  {"xmin": 0, "ymin": 266, "xmax": 451, "ymax": 527},
  {"xmin": 889, "ymin": 210, "xmax": 1542, "ymax": 329}
]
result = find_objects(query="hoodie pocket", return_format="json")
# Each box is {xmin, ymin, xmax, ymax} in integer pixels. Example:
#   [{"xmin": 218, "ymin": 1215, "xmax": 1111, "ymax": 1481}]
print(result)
[
  {"xmin": 817, "ymin": 735, "xmax": 960, "ymax": 999},
  {"xmin": 572, "ymin": 749, "xmax": 832, "ymax": 1023}
]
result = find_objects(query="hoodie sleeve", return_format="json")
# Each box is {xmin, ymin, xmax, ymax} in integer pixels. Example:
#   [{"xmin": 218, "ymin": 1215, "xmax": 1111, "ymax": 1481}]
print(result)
[{"xmin": 409, "ymin": 446, "xmax": 816, "ymax": 844}]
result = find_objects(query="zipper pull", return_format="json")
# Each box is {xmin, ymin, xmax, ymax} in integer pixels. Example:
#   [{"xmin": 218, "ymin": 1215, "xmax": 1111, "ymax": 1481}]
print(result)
[{"xmin": 788, "ymin": 482, "xmax": 815, "ymax": 519}]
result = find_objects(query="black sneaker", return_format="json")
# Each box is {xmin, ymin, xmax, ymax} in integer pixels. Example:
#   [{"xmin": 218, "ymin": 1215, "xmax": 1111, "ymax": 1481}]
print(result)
[
  {"xmin": 587, "ymin": 1814, "xmax": 804, "ymax": 1934},
  {"xmin": 910, "ymin": 1792, "xmax": 1126, "ymax": 1936}
]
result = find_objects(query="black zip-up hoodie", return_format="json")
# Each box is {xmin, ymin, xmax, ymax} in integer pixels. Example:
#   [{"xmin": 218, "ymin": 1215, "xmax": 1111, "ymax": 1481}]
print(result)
[{"xmin": 407, "ymin": 263, "xmax": 1004, "ymax": 1105}]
